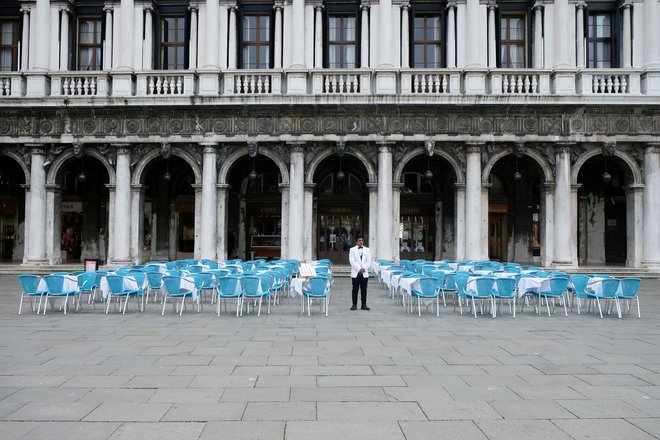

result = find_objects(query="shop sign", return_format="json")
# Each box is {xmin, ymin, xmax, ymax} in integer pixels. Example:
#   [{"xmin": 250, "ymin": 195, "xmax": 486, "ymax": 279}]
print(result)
[
  {"xmin": 318, "ymin": 205, "xmax": 362, "ymax": 215},
  {"xmin": 62, "ymin": 201, "xmax": 83, "ymax": 212},
  {"xmin": 175, "ymin": 200, "xmax": 195, "ymax": 212},
  {"xmin": 401, "ymin": 206, "xmax": 428, "ymax": 215}
]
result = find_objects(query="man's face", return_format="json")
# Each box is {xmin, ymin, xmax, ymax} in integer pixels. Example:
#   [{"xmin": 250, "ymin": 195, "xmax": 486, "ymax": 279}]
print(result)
[{"xmin": 356, "ymin": 238, "xmax": 364, "ymax": 247}]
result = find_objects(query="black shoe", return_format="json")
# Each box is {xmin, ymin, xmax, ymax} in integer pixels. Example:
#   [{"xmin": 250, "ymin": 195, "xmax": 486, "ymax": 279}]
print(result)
[
  {"xmin": 361, "ymin": 305, "xmax": 370, "ymax": 311},
  {"xmin": 350, "ymin": 305, "xmax": 357, "ymax": 310}
]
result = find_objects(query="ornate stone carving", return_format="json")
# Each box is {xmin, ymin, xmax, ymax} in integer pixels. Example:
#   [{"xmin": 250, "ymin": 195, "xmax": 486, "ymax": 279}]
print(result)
[
  {"xmin": 272, "ymin": 144, "xmax": 290, "ymax": 167},
  {"xmin": 424, "ymin": 139, "xmax": 435, "ymax": 156},
  {"xmin": 43, "ymin": 144, "xmax": 66, "ymax": 167},
  {"xmin": 304, "ymin": 144, "xmax": 323, "ymax": 168},
  {"xmin": 335, "ymin": 141, "xmax": 347, "ymax": 157},
  {"xmin": 392, "ymin": 143, "xmax": 407, "ymax": 170},
  {"xmin": 16, "ymin": 145, "xmax": 31, "ymax": 168},
  {"xmin": 363, "ymin": 143, "xmax": 379, "ymax": 169},
  {"xmin": 536, "ymin": 143, "xmax": 556, "ymax": 175},
  {"xmin": 247, "ymin": 141, "xmax": 258, "ymax": 158},
  {"xmin": 160, "ymin": 142, "xmax": 171, "ymax": 159},
  {"xmin": 601, "ymin": 140, "xmax": 616, "ymax": 157},
  {"xmin": 446, "ymin": 144, "xmax": 466, "ymax": 166},
  {"xmin": 480, "ymin": 143, "xmax": 495, "ymax": 168},
  {"xmin": 216, "ymin": 143, "xmax": 233, "ymax": 169},
  {"xmin": 96, "ymin": 144, "xmax": 116, "ymax": 165},
  {"xmin": 73, "ymin": 142, "xmax": 84, "ymax": 159},
  {"xmin": 192, "ymin": 114, "xmax": 206, "ymax": 135},
  {"xmin": 189, "ymin": 144, "xmax": 203, "ymax": 167},
  {"xmin": 569, "ymin": 143, "xmax": 587, "ymax": 165},
  {"xmin": 513, "ymin": 141, "xmax": 525, "ymax": 158},
  {"xmin": 131, "ymin": 144, "xmax": 152, "ymax": 167}
]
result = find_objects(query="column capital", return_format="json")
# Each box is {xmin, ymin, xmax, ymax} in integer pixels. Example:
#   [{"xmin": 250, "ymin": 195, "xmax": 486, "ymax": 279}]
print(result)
[
  {"xmin": 392, "ymin": 182, "xmax": 404, "ymax": 191},
  {"xmin": 131, "ymin": 183, "xmax": 146, "ymax": 192},
  {"xmin": 446, "ymin": 0, "xmax": 457, "ymax": 9},
  {"xmin": 59, "ymin": 5, "xmax": 72, "ymax": 14},
  {"xmin": 287, "ymin": 142, "xmax": 306, "ymax": 154},
  {"xmin": 188, "ymin": 4, "xmax": 200, "ymax": 12},
  {"xmin": 575, "ymin": 1, "xmax": 587, "ymax": 9},
  {"xmin": 376, "ymin": 141, "xmax": 395, "ymax": 153},
  {"xmin": 313, "ymin": 3, "xmax": 325, "ymax": 11},
  {"xmin": 399, "ymin": 3, "xmax": 410, "ymax": 10},
  {"xmin": 111, "ymin": 143, "xmax": 132, "ymax": 155},
  {"xmin": 191, "ymin": 183, "xmax": 203, "ymax": 192},
  {"xmin": 487, "ymin": 0, "xmax": 498, "ymax": 10},
  {"xmin": 645, "ymin": 143, "xmax": 660, "ymax": 154},
  {"xmin": 279, "ymin": 183, "xmax": 289, "ymax": 191},
  {"xmin": 465, "ymin": 142, "xmax": 484, "ymax": 154},
  {"xmin": 554, "ymin": 142, "xmax": 574, "ymax": 154},
  {"xmin": 360, "ymin": 2, "xmax": 371, "ymax": 10},
  {"xmin": 367, "ymin": 182, "xmax": 379, "ymax": 192},
  {"xmin": 453, "ymin": 182, "xmax": 466, "ymax": 190},
  {"xmin": 273, "ymin": 1, "xmax": 285, "ymax": 11},
  {"xmin": 532, "ymin": 2, "xmax": 544, "ymax": 10},
  {"xmin": 103, "ymin": 5, "xmax": 114, "ymax": 13},
  {"xmin": 21, "ymin": 6, "xmax": 31, "ymax": 14},
  {"xmin": 26, "ymin": 143, "xmax": 47, "ymax": 155},
  {"xmin": 304, "ymin": 182, "xmax": 316, "ymax": 191},
  {"xmin": 624, "ymin": 183, "xmax": 645, "ymax": 192},
  {"xmin": 540, "ymin": 182, "xmax": 556, "ymax": 193},
  {"xmin": 201, "ymin": 142, "xmax": 219, "ymax": 153},
  {"xmin": 619, "ymin": 0, "xmax": 633, "ymax": 9},
  {"xmin": 143, "ymin": 4, "xmax": 154, "ymax": 13},
  {"xmin": 217, "ymin": 183, "xmax": 231, "ymax": 191}
]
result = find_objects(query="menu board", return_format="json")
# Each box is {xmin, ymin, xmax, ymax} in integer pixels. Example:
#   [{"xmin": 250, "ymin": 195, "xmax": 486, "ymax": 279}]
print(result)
[{"xmin": 298, "ymin": 263, "xmax": 317, "ymax": 278}]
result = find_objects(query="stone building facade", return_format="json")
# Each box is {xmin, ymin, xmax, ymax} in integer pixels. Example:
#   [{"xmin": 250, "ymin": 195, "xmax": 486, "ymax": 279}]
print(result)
[{"xmin": 0, "ymin": 0, "xmax": 659, "ymax": 269}]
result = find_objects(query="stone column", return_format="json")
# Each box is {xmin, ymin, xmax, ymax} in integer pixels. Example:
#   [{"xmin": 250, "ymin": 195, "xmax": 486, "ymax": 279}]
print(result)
[
  {"xmin": 625, "ymin": 184, "xmax": 644, "ymax": 267},
  {"xmin": 49, "ymin": 4, "xmax": 59, "ymax": 71},
  {"xmin": 621, "ymin": 1, "xmax": 632, "ymax": 68},
  {"xmin": 481, "ymin": 181, "xmax": 491, "ymax": 259},
  {"xmin": 201, "ymin": 143, "xmax": 218, "ymax": 260},
  {"xmin": 143, "ymin": 6, "xmax": 154, "ymax": 70},
  {"xmin": 392, "ymin": 183, "xmax": 403, "ymax": 262},
  {"xmin": 103, "ymin": 6, "xmax": 114, "ymax": 70},
  {"xmin": 446, "ymin": 1, "xmax": 456, "ymax": 68},
  {"xmin": 193, "ymin": 184, "xmax": 202, "ymax": 260},
  {"xmin": 575, "ymin": 1, "xmax": 585, "ymax": 68},
  {"xmin": 314, "ymin": 5, "xmax": 323, "ymax": 69},
  {"xmin": 540, "ymin": 183, "xmax": 555, "ymax": 267},
  {"xmin": 25, "ymin": 145, "xmax": 47, "ymax": 264},
  {"xmin": 60, "ymin": 8, "xmax": 70, "ymax": 70},
  {"xmin": 20, "ymin": 7, "xmax": 30, "ymax": 70},
  {"xmin": 454, "ymin": 182, "xmax": 466, "ymax": 260},
  {"xmin": 112, "ymin": 145, "xmax": 132, "ymax": 264},
  {"xmin": 643, "ymin": 0, "xmax": 660, "ymax": 67},
  {"xmin": 305, "ymin": 3, "xmax": 314, "ymax": 68},
  {"xmin": 274, "ymin": 3, "xmax": 284, "ymax": 69},
  {"xmin": 205, "ymin": 0, "xmax": 220, "ymax": 68},
  {"xmin": 228, "ymin": 5, "xmax": 238, "ymax": 69},
  {"xmin": 216, "ymin": 184, "xmax": 230, "ymax": 259},
  {"xmin": 533, "ymin": 3, "xmax": 544, "ymax": 68},
  {"xmin": 377, "ymin": 143, "xmax": 394, "ymax": 261},
  {"xmin": 133, "ymin": 3, "xmax": 145, "ymax": 70},
  {"xmin": 304, "ymin": 183, "xmax": 315, "ymax": 260},
  {"xmin": 188, "ymin": 5, "xmax": 199, "ymax": 69},
  {"xmin": 288, "ymin": 144, "xmax": 305, "ymax": 260},
  {"xmin": 361, "ymin": 4, "xmax": 370, "ymax": 68},
  {"xmin": 106, "ymin": 184, "xmax": 116, "ymax": 262},
  {"xmin": 643, "ymin": 144, "xmax": 660, "ymax": 269},
  {"xmin": 378, "ymin": 0, "xmax": 394, "ymax": 67},
  {"xmin": 45, "ymin": 184, "xmax": 62, "ymax": 264},
  {"xmin": 130, "ymin": 183, "xmax": 144, "ymax": 262},
  {"xmin": 118, "ymin": 0, "xmax": 135, "ymax": 69},
  {"xmin": 400, "ymin": 4, "xmax": 410, "ymax": 68},
  {"xmin": 465, "ymin": 0, "xmax": 481, "ymax": 67},
  {"xmin": 553, "ymin": 0, "xmax": 569, "ymax": 67},
  {"xmin": 367, "ymin": 183, "xmax": 379, "ymax": 262},
  {"xmin": 280, "ymin": 183, "xmax": 290, "ymax": 259},
  {"xmin": 465, "ymin": 144, "xmax": 483, "ymax": 260},
  {"xmin": 219, "ymin": 2, "xmax": 228, "ymax": 69},
  {"xmin": 291, "ymin": 0, "xmax": 305, "ymax": 67},
  {"xmin": 487, "ymin": 1, "xmax": 497, "ymax": 68},
  {"xmin": 553, "ymin": 144, "xmax": 574, "ymax": 267}
]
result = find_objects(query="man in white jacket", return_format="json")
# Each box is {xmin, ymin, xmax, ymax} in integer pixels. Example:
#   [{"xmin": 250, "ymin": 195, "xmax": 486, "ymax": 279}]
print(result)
[{"xmin": 349, "ymin": 236, "xmax": 371, "ymax": 310}]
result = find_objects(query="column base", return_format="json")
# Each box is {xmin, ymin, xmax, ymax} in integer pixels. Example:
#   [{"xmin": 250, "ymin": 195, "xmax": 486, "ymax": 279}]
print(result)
[
  {"xmin": 199, "ymin": 70, "xmax": 221, "ymax": 95},
  {"xmin": 109, "ymin": 258, "xmax": 134, "ymax": 267},
  {"xmin": 375, "ymin": 70, "xmax": 397, "ymax": 95},
  {"xmin": 551, "ymin": 69, "xmax": 577, "ymax": 95},
  {"xmin": 552, "ymin": 261, "xmax": 578, "ymax": 270},
  {"xmin": 642, "ymin": 260, "xmax": 660, "ymax": 271},
  {"xmin": 21, "ymin": 259, "xmax": 49, "ymax": 266},
  {"xmin": 24, "ymin": 72, "xmax": 51, "ymax": 97},
  {"xmin": 463, "ymin": 68, "xmax": 488, "ymax": 95},
  {"xmin": 286, "ymin": 70, "xmax": 308, "ymax": 95},
  {"xmin": 111, "ymin": 72, "xmax": 135, "ymax": 97}
]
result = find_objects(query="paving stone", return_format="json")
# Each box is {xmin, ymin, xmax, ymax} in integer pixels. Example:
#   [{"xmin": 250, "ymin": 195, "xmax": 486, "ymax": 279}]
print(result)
[
  {"xmin": 626, "ymin": 418, "xmax": 660, "ymax": 438},
  {"xmin": 6, "ymin": 402, "xmax": 99, "ymax": 421},
  {"xmin": 243, "ymin": 402, "xmax": 316, "ymax": 420},
  {"xmin": 83, "ymin": 403, "xmax": 172, "ymax": 422},
  {"xmin": 383, "ymin": 386, "xmax": 452, "ymax": 402},
  {"xmin": 291, "ymin": 387, "xmax": 387, "ymax": 402},
  {"xmin": 557, "ymin": 399, "xmax": 653, "ymax": 418},
  {"xmin": 125, "ymin": 375, "xmax": 194, "ymax": 388},
  {"xmin": 507, "ymin": 385, "xmax": 586, "ymax": 400},
  {"xmin": 255, "ymin": 375, "xmax": 317, "ymax": 388},
  {"xmin": 554, "ymin": 418, "xmax": 657, "ymax": 440},
  {"xmin": 150, "ymin": 388, "xmax": 223, "ymax": 404},
  {"xmin": 3, "ymin": 387, "xmax": 90, "ymax": 404},
  {"xmin": 19, "ymin": 422, "xmax": 120, "ymax": 440},
  {"xmin": 475, "ymin": 419, "xmax": 574, "ymax": 440},
  {"xmin": 0, "ymin": 421, "xmax": 39, "ymax": 440},
  {"xmin": 317, "ymin": 402, "xmax": 426, "ymax": 421},
  {"xmin": 417, "ymin": 400, "xmax": 502, "ymax": 420},
  {"xmin": 109, "ymin": 422, "xmax": 205, "ymax": 440},
  {"xmin": 285, "ymin": 421, "xmax": 404, "ymax": 440},
  {"xmin": 487, "ymin": 400, "xmax": 576, "ymax": 419},
  {"xmin": 399, "ymin": 421, "xmax": 488, "ymax": 440},
  {"xmin": 317, "ymin": 375, "xmax": 406, "ymax": 387},
  {"xmin": 220, "ymin": 387, "xmax": 290, "ymax": 402},
  {"xmin": 199, "ymin": 421, "xmax": 285, "ymax": 440},
  {"xmin": 162, "ymin": 402, "xmax": 245, "ymax": 421}
]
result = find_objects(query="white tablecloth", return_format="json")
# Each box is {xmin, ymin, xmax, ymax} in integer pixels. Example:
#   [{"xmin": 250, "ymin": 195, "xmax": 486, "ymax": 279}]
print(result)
[
  {"xmin": 290, "ymin": 278, "xmax": 309, "ymax": 298},
  {"xmin": 100, "ymin": 276, "xmax": 147, "ymax": 299},
  {"xmin": 586, "ymin": 277, "xmax": 622, "ymax": 295},
  {"xmin": 38, "ymin": 275, "xmax": 79, "ymax": 294}
]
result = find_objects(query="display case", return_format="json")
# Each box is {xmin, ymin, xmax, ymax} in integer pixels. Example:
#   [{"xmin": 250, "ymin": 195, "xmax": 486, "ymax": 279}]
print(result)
[{"xmin": 249, "ymin": 235, "xmax": 281, "ymax": 259}]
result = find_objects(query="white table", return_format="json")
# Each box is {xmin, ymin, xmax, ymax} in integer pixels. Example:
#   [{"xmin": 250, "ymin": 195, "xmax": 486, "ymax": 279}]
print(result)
[
  {"xmin": 99, "ymin": 275, "xmax": 148, "ymax": 299},
  {"xmin": 38, "ymin": 275, "xmax": 80, "ymax": 294},
  {"xmin": 586, "ymin": 277, "xmax": 622, "ymax": 295}
]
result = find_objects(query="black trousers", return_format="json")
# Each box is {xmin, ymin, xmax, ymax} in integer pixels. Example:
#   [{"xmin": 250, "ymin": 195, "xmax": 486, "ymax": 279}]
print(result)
[{"xmin": 352, "ymin": 274, "xmax": 368, "ymax": 306}]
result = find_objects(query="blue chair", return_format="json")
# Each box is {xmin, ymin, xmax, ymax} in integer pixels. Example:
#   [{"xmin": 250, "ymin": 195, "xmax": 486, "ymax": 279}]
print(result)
[
  {"xmin": 430, "ymin": 270, "xmax": 447, "ymax": 306},
  {"xmin": 538, "ymin": 276, "xmax": 570, "ymax": 317},
  {"xmin": 586, "ymin": 278, "xmax": 621, "ymax": 319},
  {"xmin": 161, "ymin": 275, "xmax": 196, "ymax": 316},
  {"xmin": 105, "ymin": 275, "xmax": 144, "ymax": 314},
  {"xmin": 43, "ymin": 274, "xmax": 81, "ymax": 315},
  {"xmin": 199, "ymin": 272, "xmax": 217, "ymax": 304},
  {"xmin": 217, "ymin": 275, "xmax": 243, "ymax": 317},
  {"xmin": 453, "ymin": 272, "xmax": 470, "ymax": 315},
  {"xmin": 303, "ymin": 276, "xmax": 330, "ymax": 316},
  {"xmin": 17, "ymin": 274, "xmax": 48, "ymax": 315},
  {"xmin": 493, "ymin": 277, "xmax": 517, "ymax": 318},
  {"xmin": 145, "ymin": 272, "xmax": 163, "ymax": 304},
  {"xmin": 617, "ymin": 278, "xmax": 641, "ymax": 318},
  {"xmin": 466, "ymin": 276, "xmax": 497, "ymax": 318},
  {"xmin": 77, "ymin": 272, "xmax": 97, "ymax": 308},
  {"xmin": 410, "ymin": 277, "xmax": 441, "ymax": 317},
  {"xmin": 241, "ymin": 276, "xmax": 270, "ymax": 316},
  {"xmin": 569, "ymin": 274, "xmax": 591, "ymax": 315}
]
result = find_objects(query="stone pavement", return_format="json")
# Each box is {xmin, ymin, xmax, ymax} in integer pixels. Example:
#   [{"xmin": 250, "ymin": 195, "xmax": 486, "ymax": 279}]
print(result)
[{"xmin": 1, "ymin": 274, "xmax": 659, "ymax": 440}]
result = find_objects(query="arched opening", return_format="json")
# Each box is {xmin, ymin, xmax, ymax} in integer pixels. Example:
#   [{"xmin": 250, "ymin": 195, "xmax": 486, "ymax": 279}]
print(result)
[
  {"xmin": 399, "ymin": 155, "xmax": 457, "ymax": 260},
  {"xmin": 141, "ymin": 156, "xmax": 195, "ymax": 261},
  {"xmin": 314, "ymin": 154, "xmax": 369, "ymax": 265},
  {"xmin": 487, "ymin": 155, "xmax": 544, "ymax": 263},
  {"xmin": 226, "ymin": 155, "xmax": 282, "ymax": 260},
  {"xmin": 577, "ymin": 155, "xmax": 630, "ymax": 265},
  {"xmin": 55, "ymin": 155, "xmax": 110, "ymax": 263},
  {"xmin": 0, "ymin": 156, "xmax": 26, "ymax": 262}
]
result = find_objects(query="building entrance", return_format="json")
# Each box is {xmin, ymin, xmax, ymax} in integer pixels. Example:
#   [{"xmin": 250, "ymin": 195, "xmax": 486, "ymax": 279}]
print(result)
[
  {"xmin": 317, "ymin": 206, "xmax": 364, "ymax": 265},
  {"xmin": 488, "ymin": 211, "xmax": 507, "ymax": 262}
]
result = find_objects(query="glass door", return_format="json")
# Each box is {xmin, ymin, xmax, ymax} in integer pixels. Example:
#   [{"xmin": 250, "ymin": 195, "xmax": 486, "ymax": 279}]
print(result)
[{"xmin": 318, "ymin": 212, "xmax": 363, "ymax": 265}]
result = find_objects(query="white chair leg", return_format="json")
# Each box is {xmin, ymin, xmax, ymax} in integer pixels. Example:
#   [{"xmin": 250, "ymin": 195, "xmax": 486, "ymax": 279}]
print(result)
[{"xmin": 162, "ymin": 296, "xmax": 167, "ymax": 316}]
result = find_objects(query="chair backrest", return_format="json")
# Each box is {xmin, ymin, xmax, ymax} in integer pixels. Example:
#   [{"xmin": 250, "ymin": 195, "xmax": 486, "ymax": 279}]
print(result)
[
  {"xmin": 443, "ymin": 272, "xmax": 456, "ymax": 290},
  {"xmin": 146, "ymin": 272, "xmax": 163, "ymax": 288},
  {"xmin": 474, "ymin": 276, "xmax": 497, "ymax": 297},
  {"xmin": 308, "ymin": 276, "xmax": 329, "ymax": 295},
  {"xmin": 206, "ymin": 261, "xmax": 219, "ymax": 269},
  {"xmin": 257, "ymin": 273, "xmax": 275, "ymax": 290},
  {"xmin": 619, "ymin": 278, "xmax": 641, "ymax": 297},
  {"xmin": 217, "ymin": 276, "xmax": 242, "ymax": 296},
  {"xmin": 540, "ymin": 276, "xmax": 569, "ymax": 295},
  {"xmin": 600, "ymin": 278, "xmax": 621, "ymax": 298},
  {"xmin": 187, "ymin": 265, "xmax": 204, "ymax": 273},
  {"xmin": 161, "ymin": 276, "xmax": 182, "ymax": 295},
  {"xmin": 130, "ymin": 272, "xmax": 146, "ymax": 289},
  {"xmin": 167, "ymin": 269, "xmax": 182, "ymax": 276},
  {"xmin": 187, "ymin": 273, "xmax": 203, "ymax": 288},
  {"xmin": 18, "ymin": 274, "xmax": 43, "ymax": 294},
  {"xmin": 200, "ymin": 272, "xmax": 216, "ymax": 288},
  {"xmin": 495, "ymin": 277, "xmax": 517, "ymax": 297},
  {"xmin": 144, "ymin": 265, "xmax": 160, "ymax": 273},
  {"xmin": 77, "ymin": 272, "xmax": 96, "ymax": 291},
  {"xmin": 569, "ymin": 274, "xmax": 590, "ymax": 297},
  {"xmin": 455, "ymin": 273, "xmax": 469, "ymax": 297},
  {"xmin": 44, "ymin": 274, "xmax": 68, "ymax": 293},
  {"xmin": 240, "ymin": 276, "xmax": 262, "ymax": 294},
  {"xmin": 106, "ymin": 275, "xmax": 127, "ymax": 294},
  {"xmin": 417, "ymin": 277, "xmax": 440, "ymax": 296},
  {"xmin": 430, "ymin": 270, "xmax": 446, "ymax": 286}
]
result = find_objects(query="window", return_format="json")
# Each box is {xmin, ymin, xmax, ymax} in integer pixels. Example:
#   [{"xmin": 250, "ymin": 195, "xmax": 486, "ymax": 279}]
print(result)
[
  {"xmin": 587, "ymin": 12, "xmax": 612, "ymax": 68},
  {"xmin": 413, "ymin": 15, "xmax": 442, "ymax": 68},
  {"xmin": 242, "ymin": 14, "xmax": 270, "ymax": 69},
  {"xmin": 78, "ymin": 17, "xmax": 102, "ymax": 71},
  {"xmin": 500, "ymin": 13, "xmax": 526, "ymax": 68},
  {"xmin": 0, "ymin": 18, "xmax": 19, "ymax": 71},
  {"xmin": 160, "ymin": 15, "xmax": 186, "ymax": 70},
  {"xmin": 328, "ymin": 15, "xmax": 356, "ymax": 68}
]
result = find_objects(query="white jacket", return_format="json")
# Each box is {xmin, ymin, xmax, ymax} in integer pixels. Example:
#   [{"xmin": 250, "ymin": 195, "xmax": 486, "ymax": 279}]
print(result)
[{"xmin": 349, "ymin": 245, "xmax": 371, "ymax": 278}]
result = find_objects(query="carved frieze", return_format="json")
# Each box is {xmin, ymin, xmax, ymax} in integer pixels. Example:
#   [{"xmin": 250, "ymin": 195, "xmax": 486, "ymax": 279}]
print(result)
[
  {"xmin": 131, "ymin": 144, "xmax": 153, "ymax": 167},
  {"xmin": 43, "ymin": 144, "xmax": 66, "ymax": 167}
]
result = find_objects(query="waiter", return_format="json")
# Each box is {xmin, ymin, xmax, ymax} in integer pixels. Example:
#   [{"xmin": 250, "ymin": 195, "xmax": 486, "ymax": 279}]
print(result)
[{"xmin": 349, "ymin": 236, "xmax": 371, "ymax": 310}]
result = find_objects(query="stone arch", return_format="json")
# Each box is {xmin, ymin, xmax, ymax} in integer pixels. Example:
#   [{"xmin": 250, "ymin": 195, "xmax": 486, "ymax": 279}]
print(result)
[
  {"xmin": 2, "ymin": 151, "xmax": 30, "ymax": 183},
  {"xmin": 482, "ymin": 147, "xmax": 554, "ymax": 184},
  {"xmin": 218, "ymin": 146, "xmax": 290, "ymax": 185},
  {"xmin": 305, "ymin": 147, "xmax": 377, "ymax": 184},
  {"xmin": 571, "ymin": 148, "xmax": 643, "ymax": 186},
  {"xmin": 394, "ymin": 147, "xmax": 465, "ymax": 183},
  {"xmin": 132, "ymin": 146, "xmax": 202, "ymax": 185},
  {"xmin": 46, "ymin": 148, "xmax": 116, "ymax": 185}
]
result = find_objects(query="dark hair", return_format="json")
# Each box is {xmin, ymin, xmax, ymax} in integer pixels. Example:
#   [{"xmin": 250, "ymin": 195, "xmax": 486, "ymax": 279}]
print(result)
[{"xmin": 355, "ymin": 235, "xmax": 364, "ymax": 241}]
